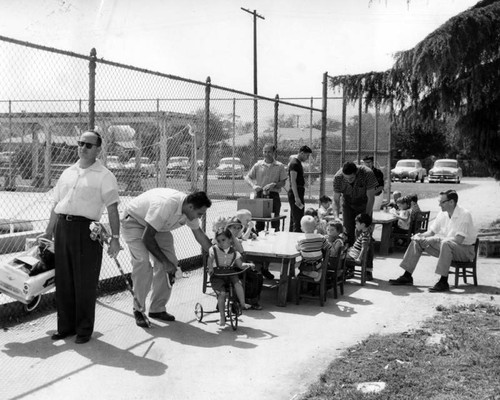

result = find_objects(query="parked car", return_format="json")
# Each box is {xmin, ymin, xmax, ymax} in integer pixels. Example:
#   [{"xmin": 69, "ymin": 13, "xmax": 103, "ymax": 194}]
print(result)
[
  {"xmin": 428, "ymin": 159, "xmax": 463, "ymax": 184},
  {"xmin": 215, "ymin": 157, "xmax": 245, "ymax": 179},
  {"xmin": 125, "ymin": 156, "xmax": 156, "ymax": 177},
  {"xmin": 391, "ymin": 159, "xmax": 427, "ymax": 182},
  {"xmin": 106, "ymin": 155, "xmax": 124, "ymax": 171},
  {"xmin": 166, "ymin": 156, "xmax": 190, "ymax": 178}
]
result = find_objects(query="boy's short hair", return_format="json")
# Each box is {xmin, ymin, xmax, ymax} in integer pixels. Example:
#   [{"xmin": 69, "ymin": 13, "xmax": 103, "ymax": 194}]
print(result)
[
  {"xmin": 327, "ymin": 221, "xmax": 343, "ymax": 234},
  {"xmin": 300, "ymin": 215, "xmax": 316, "ymax": 233},
  {"xmin": 304, "ymin": 207, "xmax": 318, "ymax": 218},
  {"xmin": 319, "ymin": 195, "xmax": 332, "ymax": 204},
  {"xmin": 396, "ymin": 196, "xmax": 411, "ymax": 207},
  {"xmin": 393, "ymin": 191, "xmax": 402, "ymax": 199},
  {"xmin": 355, "ymin": 213, "xmax": 372, "ymax": 227},
  {"xmin": 409, "ymin": 193, "xmax": 418, "ymax": 203}
]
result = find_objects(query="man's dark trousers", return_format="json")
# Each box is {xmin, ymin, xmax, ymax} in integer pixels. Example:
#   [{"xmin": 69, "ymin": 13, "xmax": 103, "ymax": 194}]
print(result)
[
  {"xmin": 288, "ymin": 187, "xmax": 305, "ymax": 232},
  {"xmin": 54, "ymin": 217, "xmax": 103, "ymax": 337}
]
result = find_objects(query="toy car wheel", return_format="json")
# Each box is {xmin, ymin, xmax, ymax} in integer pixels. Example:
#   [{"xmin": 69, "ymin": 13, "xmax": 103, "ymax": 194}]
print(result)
[
  {"xmin": 24, "ymin": 295, "xmax": 41, "ymax": 312},
  {"xmin": 194, "ymin": 302, "xmax": 204, "ymax": 322}
]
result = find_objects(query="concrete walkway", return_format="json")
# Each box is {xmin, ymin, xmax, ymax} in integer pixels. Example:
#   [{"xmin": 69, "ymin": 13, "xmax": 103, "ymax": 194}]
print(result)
[{"xmin": 1, "ymin": 178, "xmax": 499, "ymax": 400}]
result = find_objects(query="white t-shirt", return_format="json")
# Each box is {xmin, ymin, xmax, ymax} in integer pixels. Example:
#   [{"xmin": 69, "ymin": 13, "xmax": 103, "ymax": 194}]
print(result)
[{"xmin": 429, "ymin": 204, "xmax": 477, "ymax": 245}]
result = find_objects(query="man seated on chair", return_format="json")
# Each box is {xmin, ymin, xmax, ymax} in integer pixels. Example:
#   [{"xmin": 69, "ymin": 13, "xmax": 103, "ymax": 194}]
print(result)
[
  {"xmin": 296, "ymin": 215, "xmax": 330, "ymax": 282},
  {"xmin": 389, "ymin": 189, "xmax": 477, "ymax": 292},
  {"xmin": 345, "ymin": 213, "xmax": 373, "ymax": 281}
]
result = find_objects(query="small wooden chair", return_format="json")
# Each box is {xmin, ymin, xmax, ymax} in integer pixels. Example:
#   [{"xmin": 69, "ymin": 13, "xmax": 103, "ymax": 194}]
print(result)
[
  {"xmin": 392, "ymin": 211, "xmax": 430, "ymax": 249},
  {"xmin": 448, "ymin": 238, "xmax": 480, "ymax": 287},
  {"xmin": 345, "ymin": 237, "xmax": 374, "ymax": 286},
  {"xmin": 326, "ymin": 245, "xmax": 347, "ymax": 299},
  {"xmin": 295, "ymin": 245, "xmax": 331, "ymax": 306}
]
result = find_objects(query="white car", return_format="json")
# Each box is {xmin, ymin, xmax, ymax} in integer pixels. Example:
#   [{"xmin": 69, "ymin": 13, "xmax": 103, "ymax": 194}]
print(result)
[
  {"xmin": 125, "ymin": 156, "xmax": 156, "ymax": 177},
  {"xmin": 216, "ymin": 157, "xmax": 245, "ymax": 179},
  {"xmin": 166, "ymin": 156, "xmax": 190, "ymax": 178},
  {"xmin": 428, "ymin": 159, "xmax": 463, "ymax": 184},
  {"xmin": 391, "ymin": 159, "xmax": 427, "ymax": 183}
]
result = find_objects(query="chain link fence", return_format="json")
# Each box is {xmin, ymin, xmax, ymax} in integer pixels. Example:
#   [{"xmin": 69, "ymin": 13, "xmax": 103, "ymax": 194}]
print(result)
[{"xmin": 0, "ymin": 35, "xmax": 327, "ymax": 320}]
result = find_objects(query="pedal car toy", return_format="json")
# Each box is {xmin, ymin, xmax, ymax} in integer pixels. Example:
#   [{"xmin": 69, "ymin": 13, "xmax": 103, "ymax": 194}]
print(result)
[{"xmin": 0, "ymin": 238, "xmax": 55, "ymax": 311}]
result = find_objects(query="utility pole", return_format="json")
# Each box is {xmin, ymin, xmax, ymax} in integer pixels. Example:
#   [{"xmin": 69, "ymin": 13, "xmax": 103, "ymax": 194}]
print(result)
[{"xmin": 241, "ymin": 7, "xmax": 264, "ymax": 163}]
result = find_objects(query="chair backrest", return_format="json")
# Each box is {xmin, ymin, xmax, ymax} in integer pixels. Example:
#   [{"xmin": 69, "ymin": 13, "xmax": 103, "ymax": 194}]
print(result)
[
  {"xmin": 415, "ymin": 211, "xmax": 430, "ymax": 233},
  {"xmin": 328, "ymin": 244, "xmax": 347, "ymax": 277},
  {"xmin": 472, "ymin": 237, "xmax": 480, "ymax": 263}
]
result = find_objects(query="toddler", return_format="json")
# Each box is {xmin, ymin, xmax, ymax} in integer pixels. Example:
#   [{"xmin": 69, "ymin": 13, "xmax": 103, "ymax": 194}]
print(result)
[
  {"xmin": 207, "ymin": 228, "xmax": 251, "ymax": 326},
  {"xmin": 235, "ymin": 209, "xmax": 258, "ymax": 240},
  {"xmin": 296, "ymin": 215, "xmax": 331, "ymax": 282},
  {"xmin": 304, "ymin": 207, "xmax": 327, "ymax": 235},
  {"xmin": 346, "ymin": 213, "xmax": 373, "ymax": 281},
  {"xmin": 317, "ymin": 195, "xmax": 333, "ymax": 220},
  {"xmin": 392, "ymin": 196, "xmax": 411, "ymax": 234},
  {"xmin": 325, "ymin": 221, "xmax": 345, "ymax": 258}
]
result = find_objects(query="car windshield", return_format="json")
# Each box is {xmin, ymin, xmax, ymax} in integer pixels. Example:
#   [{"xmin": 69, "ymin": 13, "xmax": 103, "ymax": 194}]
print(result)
[
  {"xmin": 434, "ymin": 161, "xmax": 457, "ymax": 168},
  {"xmin": 397, "ymin": 161, "xmax": 417, "ymax": 168}
]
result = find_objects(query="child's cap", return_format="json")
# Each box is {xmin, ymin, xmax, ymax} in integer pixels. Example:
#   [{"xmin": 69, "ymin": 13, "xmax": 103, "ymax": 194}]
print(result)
[{"xmin": 226, "ymin": 216, "xmax": 243, "ymax": 230}]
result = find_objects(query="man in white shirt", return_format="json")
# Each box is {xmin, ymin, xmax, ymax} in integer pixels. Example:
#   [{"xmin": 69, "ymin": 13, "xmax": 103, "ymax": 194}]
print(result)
[
  {"xmin": 42, "ymin": 130, "xmax": 121, "ymax": 344},
  {"xmin": 121, "ymin": 189, "xmax": 212, "ymax": 327},
  {"xmin": 389, "ymin": 189, "xmax": 477, "ymax": 292},
  {"xmin": 244, "ymin": 143, "xmax": 287, "ymax": 233}
]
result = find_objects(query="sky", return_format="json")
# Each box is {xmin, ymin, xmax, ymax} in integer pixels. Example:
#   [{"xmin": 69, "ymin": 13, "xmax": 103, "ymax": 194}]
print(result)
[{"xmin": 0, "ymin": 0, "xmax": 480, "ymax": 100}]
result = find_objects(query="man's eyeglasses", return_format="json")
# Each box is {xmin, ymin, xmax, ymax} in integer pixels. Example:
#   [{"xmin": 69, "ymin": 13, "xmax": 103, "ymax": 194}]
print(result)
[
  {"xmin": 438, "ymin": 199, "xmax": 450, "ymax": 205},
  {"xmin": 77, "ymin": 141, "xmax": 97, "ymax": 149}
]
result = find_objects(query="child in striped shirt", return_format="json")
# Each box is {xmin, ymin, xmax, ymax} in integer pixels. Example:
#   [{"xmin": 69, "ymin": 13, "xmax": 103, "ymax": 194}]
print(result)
[
  {"xmin": 346, "ymin": 213, "xmax": 373, "ymax": 281},
  {"xmin": 296, "ymin": 215, "xmax": 331, "ymax": 282}
]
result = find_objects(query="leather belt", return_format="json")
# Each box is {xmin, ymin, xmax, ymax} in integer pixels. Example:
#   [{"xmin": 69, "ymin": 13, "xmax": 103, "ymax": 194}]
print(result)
[{"xmin": 58, "ymin": 214, "xmax": 92, "ymax": 222}]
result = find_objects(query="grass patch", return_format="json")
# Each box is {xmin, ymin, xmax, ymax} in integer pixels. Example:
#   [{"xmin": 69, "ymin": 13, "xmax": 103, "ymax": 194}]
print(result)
[{"xmin": 299, "ymin": 303, "xmax": 500, "ymax": 399}]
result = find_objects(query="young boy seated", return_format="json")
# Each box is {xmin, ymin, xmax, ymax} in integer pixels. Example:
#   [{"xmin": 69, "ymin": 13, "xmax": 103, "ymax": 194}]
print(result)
[
  {"xmin": 304, "ymin": 207, "xmax": 327, "ymax": 235},
  {"xmin": 388, "ymin": 191, "xmax": 402, "ymax": 210},
  {"xmin": 325, "ymin": 220, "xmax": 345, "ymax": 259},
  {"xmin": 296, "ymin": 215, "xmax": 331, "ymax": 282},
  {"xmin": 235, "ymin": 209, "xmax": 258, "ymax": 241},
  {"xmin": 317, "ymin": 195, "xmax": 333, "ymax": 220},
  {"xmin": 345, "ymin": 213, "xmax": 374, "ymax": 281}
]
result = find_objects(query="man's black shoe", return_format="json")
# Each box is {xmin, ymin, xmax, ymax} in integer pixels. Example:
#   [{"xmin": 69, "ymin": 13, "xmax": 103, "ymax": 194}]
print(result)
[
  {"xmin": 134, "ymin": 310, "xmax": 150, "ymax": 327},
  {"xmin": 51, "ymin": 331, "xmax": 76, "ymax": 340},
  {"xmin": 388, "ymin": 275, "xmax": 413, "ymax": 286},
  {"xmin": 75, "ymin": 335, "xmax": 91, "ymax": 344},
  {"xmin": 365, "ymin": 271, "xmax": 373, "ymax": 281},
  {"xmin": 262, "ymin": 268, "xmax": 275, "ymax": 280},
  {"xmin": 429, "ymin": 281, "xmax": 450, "ymax": 292},
  {"xmin": 149, "ymin": 311, "xmax": 176, "ymax": 321}
]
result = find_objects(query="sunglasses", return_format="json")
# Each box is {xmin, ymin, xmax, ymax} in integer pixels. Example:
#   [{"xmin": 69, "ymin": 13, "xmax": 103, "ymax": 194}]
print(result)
[{"xmin": 77, "ymin": 141, "xmax": 98, "ymax": 149}]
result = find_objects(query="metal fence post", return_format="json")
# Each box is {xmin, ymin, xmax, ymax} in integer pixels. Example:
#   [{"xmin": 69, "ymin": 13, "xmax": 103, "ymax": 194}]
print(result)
[
  {"xmin": 89, "ymin": 48, "xmax": 96, "ymax": 130},
  {"xmin": 274, "ymin": 94, "xmax": 279, "ymax": 149},
  {"xmin": 341, "ymin": 92, "xmax": 347, "ymax": 166},
  {"xmin": 357, "ymin": 90, "xmax": 362, "ymax": 164},
  {"xmin": 202, "ymin": 76, "xmax": 211, "ymax": 231},
  {"xmin": 320, "ymin": 72, "xmax": 328, "ymax": 197}
]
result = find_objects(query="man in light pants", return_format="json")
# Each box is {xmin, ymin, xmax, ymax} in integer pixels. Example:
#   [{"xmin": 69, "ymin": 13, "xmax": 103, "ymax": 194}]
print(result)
[
  {"xmin": 121, "ymin": 189, "xmax": 212, "ymax": 327},
  {"xmin": 389, "ymin": 189, "xmax": 477, "ymax": 292}
]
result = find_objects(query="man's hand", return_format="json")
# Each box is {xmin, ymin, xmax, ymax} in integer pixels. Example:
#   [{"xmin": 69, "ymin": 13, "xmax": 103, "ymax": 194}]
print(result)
[
  {"xmin": 295, "ymin": 198, "xmax": 304, "ymax": 209},
  {"xmin": 107, "ymin": 238, "xmax": 121, "ymax": 258},
  {"xmin": 263, "ymin": 183, "xmax": 275, "ymax": 192},
  {"xmin": 208, "ymin": 266, "xmax": 214, "ymax": 276},
  {"xmin": 253, "ymin": 185, "xmax": 263, "ymax": 193},
  {"xmin": 38, "ymin": 232, "xmax": 53, "ymax": 241},
  {"xmin": 163, "ymin": 261, "xmax": 177, "ymax": 275}
]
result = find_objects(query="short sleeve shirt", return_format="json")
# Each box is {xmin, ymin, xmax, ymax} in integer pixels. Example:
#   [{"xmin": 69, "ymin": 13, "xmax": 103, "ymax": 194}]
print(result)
[
  {"xmin": 288, "ymin": 157, "xmax": 305, "ymax": 187},
  {"xmin": 247, "ymin": 160, "xmax": 287, "ymax": 193},
  {"xmin": 333, "ymin": 165, "xmax": 378, "ymax": 207},
  {"xmin": 125, "ymin": 188, "xmax": 199, "ymax": 232},
  {"xmin": 54, "ymin": 160, "xmax": 119, "ymax": 220}
]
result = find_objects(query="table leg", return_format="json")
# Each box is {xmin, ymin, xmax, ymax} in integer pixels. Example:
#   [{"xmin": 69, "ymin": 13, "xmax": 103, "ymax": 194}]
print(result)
[
  {"xmin": 277, "ymin": 257, "xmax": 295, "ymax": 306},
  {"xmin": 379, "ymin": 222, "xmax": 393, "ymax": 256}
]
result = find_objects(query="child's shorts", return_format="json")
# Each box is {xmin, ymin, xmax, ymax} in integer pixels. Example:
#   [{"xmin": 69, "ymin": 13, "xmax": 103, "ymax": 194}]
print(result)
[{"xmin": 210, "ymin": 268, "xmax": 241, "ymax": 293}]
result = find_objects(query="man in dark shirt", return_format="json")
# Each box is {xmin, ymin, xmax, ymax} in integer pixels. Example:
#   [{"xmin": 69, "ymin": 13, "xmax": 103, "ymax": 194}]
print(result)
[
  {"xmin": 288, "ymin": 145, "xmax": 312, "ymax": 232},
  {"xmin": 363, "ymin": 156, "xmax": 384, "ymax": 196},
  {"xmin": 332, "ymin": 161, "xmax": 378, "ymax": 246}
]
